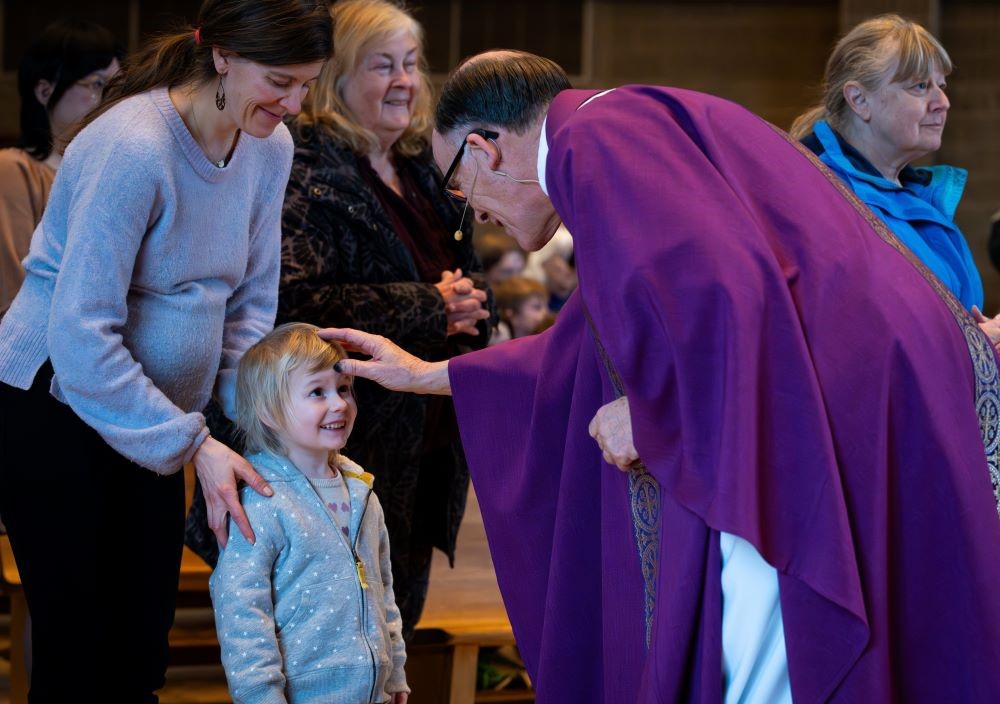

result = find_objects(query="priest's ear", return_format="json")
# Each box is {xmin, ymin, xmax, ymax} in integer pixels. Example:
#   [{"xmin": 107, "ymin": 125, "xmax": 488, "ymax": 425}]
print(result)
[{"xmin": 465, "ymin": 131, "xmax": 502, "ymax": 171}]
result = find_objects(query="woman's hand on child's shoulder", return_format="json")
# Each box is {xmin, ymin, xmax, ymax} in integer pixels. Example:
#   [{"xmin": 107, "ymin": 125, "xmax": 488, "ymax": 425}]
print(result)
[{"xmin": 193, "ymin": 435, "xmax": 273, "ymax": 548}]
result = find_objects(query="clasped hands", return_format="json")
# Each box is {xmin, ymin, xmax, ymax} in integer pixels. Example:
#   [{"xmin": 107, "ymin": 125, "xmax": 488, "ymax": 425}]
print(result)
[{"xmin": 435, "ymin": 268, "xmax": 489, "ymax": 336}]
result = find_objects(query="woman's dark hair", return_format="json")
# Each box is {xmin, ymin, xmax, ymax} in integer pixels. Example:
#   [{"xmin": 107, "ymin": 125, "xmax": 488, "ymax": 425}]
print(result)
[
  {"xmin": 86, "ymin": 0, "xmax": 333, "ymax": 129},
  {"xmin": 18, "ymin": 18, "xmax": 124, "ymax": 159},
  {"xmin": 436, "ymin": 50, "xmax": 571, "ymax": 136}
]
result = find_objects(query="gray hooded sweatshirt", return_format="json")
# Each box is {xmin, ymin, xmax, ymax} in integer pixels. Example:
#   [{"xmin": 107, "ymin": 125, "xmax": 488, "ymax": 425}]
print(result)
[{"xmin": 210, "ymin": 451, "xmax": 408, "ymax": 703}]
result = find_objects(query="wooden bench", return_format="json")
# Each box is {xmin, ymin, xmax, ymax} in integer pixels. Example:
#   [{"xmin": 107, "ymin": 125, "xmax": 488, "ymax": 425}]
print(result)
[
  {"xmin": 0, "ymin": 536, "xmax": 28, "ymax": 704},
  {"xmin": 408, "ymin": 486, "xmax": 530, "ymax": 704},
  {"xmin": 408, "ymin": 620, "xmax": 529, "ymax": 704}
]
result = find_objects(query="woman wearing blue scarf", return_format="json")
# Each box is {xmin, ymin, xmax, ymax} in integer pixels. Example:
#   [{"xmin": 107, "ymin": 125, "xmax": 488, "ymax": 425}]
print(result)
[{"xmin": 792, "ymin": 15, "xmax": 998, "ymax": 340}]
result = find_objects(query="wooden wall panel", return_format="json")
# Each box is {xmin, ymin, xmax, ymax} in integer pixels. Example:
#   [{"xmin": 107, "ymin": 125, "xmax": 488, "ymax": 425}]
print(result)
[
  {"xmin": 587, "ymin": 2, "xmax": 838, "ymax": 128},
  {"xmin": 940, "ymin": 1, "xmax": 1000, "ymax": 310},
  {"xmin": 584, "ymin": 0, "xmax": 1000, "ymax": 310},
  {"xmin": 839, "ymin": 0, "xmax": 939, "ymax": 32}
]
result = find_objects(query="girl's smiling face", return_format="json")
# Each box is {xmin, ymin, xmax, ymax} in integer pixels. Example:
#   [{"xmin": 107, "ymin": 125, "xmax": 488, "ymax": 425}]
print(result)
[{"xmin": 276, "ymin": 365, "xmax": 357, "ymax": 471}]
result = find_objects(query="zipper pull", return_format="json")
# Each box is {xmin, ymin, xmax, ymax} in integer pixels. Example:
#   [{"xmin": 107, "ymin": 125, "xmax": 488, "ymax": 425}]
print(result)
[{"xmin": 356, "ymin": 559, "xmax": 369, "ymax": 590}]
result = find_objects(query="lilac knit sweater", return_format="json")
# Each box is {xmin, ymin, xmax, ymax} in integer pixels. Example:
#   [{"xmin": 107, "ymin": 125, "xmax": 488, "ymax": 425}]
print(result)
[{"xmin": 0, "ymin": 87, "xmax": 292, "ymax": 474}]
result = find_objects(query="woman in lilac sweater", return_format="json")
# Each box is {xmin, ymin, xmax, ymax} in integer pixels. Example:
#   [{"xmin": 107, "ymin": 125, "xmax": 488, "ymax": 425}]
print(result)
[{"xmin": 0, "ymin": 1, "xmax": 330, "ymax": 700}]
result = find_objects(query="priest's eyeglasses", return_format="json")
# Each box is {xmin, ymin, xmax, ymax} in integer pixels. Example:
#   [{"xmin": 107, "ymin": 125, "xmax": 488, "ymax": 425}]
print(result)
[
  {"xmin": 442, "ymin": 128, "xmax": 499, "ymax": 204},
  {"xmin": 442, "ymin": 128, "xmax": 542, "ymax": 240}
]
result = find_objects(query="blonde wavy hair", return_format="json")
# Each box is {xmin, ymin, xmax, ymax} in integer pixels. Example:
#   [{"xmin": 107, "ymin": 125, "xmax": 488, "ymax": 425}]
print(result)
[
  {"xmin": 299, "ymin": 0, "xmax": 433, "ymax": 157},
  {"xmin": 235, "ymin": 323, "xmax": 348, "ymax": 457},
  {"xmin": 790, "ymin": 14, "xmax": 952, "ymax": 139}
]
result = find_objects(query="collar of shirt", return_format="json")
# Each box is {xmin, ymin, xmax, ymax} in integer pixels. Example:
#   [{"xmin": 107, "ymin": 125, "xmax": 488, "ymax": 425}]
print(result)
[
  {"xmin": 811, "ymin": 120, "xmax": 931, "ymax": 189},
  {"xmin": 537, "ymin": 88, "xmax": 617, "ymax": 196}
]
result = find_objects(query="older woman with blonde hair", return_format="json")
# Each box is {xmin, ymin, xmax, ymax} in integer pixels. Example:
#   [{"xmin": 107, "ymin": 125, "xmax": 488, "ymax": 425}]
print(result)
[
  {"xmin": 279, "ymin": 0, "xmax": 492, "ymax": 639},
  {"xmin": 791, "ymin": 15, "xmax": 993, "ymax": 323}
]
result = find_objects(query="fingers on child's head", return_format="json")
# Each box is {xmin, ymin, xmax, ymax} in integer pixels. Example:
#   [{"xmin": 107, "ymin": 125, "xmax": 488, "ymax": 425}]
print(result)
[
  {"xmin": 234, "ymin": 323, "xmax": 349, "ymax": 454},
  {"xmin": 322, "ymin": 327, "xmax": 366, "ymax": 350}
]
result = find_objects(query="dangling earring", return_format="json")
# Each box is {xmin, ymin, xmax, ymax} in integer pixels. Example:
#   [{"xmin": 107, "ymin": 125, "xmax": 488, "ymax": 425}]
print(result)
[{"xmin": 215, "ymin": 75, "xmax": 226, "ymax": 111}]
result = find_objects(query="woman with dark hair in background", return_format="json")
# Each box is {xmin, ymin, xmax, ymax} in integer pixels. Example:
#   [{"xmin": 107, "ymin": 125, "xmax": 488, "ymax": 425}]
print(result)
[
  {"xmin": 0, "ymin": 0, "xmax": 331, "ymax": 700},
  {"xmin": 279, "ymin": 0, "xmax": 491, "ymax": 639},
  {"xmin": 0, "ymin": 18, "xmax": 123, "ymax": 315}
]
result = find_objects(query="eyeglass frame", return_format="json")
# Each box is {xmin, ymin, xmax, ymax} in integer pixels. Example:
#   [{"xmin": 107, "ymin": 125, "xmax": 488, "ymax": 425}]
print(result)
[
  {"xmin": 441, "ymin": 128, "xmax": 500, "ymax": 204},
  {"xmin": 73, "ymin": 76, "xmax": 110, "ymax": 99}
]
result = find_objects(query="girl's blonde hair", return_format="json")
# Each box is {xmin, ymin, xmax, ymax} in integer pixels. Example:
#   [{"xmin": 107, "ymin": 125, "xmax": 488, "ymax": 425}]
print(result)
[
  {"xmin": 298, "ymin": 0, "xmax": 432, "ymax": 157},
  {"xmin": 235, "ymin": 323, "xmax": 347, "ymax": 456},
  {"xmin": 790, "ymin": 14, "xmax": 951, "ymax": 139}
]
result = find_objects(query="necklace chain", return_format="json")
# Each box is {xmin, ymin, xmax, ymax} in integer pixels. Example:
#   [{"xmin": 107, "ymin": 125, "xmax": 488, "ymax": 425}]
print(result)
[{"xmin": 189, "ymin": 99, "xmax": 227, "ymax": 168}]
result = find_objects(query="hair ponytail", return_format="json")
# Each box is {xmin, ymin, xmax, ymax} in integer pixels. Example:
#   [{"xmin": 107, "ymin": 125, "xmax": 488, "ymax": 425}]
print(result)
[
  {"xmin": 72, "ymin": 0, "xmax": 332, "ymax": 139},
  {"xmin": 83, "ymin": 30, "xmax": 211, "ymax": 129},
  {"xmin": 788, "ymin": 105, "xmax": 828, "ymax": 141}
]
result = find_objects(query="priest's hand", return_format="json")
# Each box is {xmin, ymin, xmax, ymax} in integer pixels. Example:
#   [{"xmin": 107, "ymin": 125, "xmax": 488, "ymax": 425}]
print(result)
[
  {"xmin": 319, "ymin": 327, "xmax": 453, "ymax": 396},
  {"xmin": 588, "ymin": 396, "xmax": 639, "ymax": 471}
]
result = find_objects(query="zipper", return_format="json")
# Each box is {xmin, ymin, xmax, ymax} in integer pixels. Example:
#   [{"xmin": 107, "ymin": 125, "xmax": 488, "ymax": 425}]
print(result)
[
  {"xmin": 298, "ymin": 469, "xmax": 379, "ymax": 702},
  {"xmin": 353, "ymin": 489, "xmax": 378, "ymax": 703}
]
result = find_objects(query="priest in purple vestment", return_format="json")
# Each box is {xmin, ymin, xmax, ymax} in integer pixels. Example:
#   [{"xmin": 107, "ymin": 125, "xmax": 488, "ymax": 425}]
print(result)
[{"xmin": 325, "ymin": 51, "xmax": 1000, "ymax": 703}]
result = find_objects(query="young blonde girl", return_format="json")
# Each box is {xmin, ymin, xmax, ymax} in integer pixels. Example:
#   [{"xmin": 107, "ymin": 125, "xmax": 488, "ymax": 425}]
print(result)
[{"xmin": 210, "ymin": 322, "xmax": 408, "ymax": 704}]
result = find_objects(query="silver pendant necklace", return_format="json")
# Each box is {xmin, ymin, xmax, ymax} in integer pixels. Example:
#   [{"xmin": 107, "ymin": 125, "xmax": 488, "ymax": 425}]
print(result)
[{"xmin": 190, "ymin": 100, "xmax": 227, "ymax": 168}]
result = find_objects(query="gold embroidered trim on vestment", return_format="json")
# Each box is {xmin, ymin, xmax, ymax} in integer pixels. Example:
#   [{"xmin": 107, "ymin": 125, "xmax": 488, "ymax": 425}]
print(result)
[{"xmin": 778, "ymin": 125, "xmax": 1000, "ymax": 517}]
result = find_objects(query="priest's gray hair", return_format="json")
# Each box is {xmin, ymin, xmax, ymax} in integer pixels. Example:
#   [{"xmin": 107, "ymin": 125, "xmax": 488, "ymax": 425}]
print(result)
[{"xmin": 435, "ymin": 50, "xmax": 571, "ymax": 137}]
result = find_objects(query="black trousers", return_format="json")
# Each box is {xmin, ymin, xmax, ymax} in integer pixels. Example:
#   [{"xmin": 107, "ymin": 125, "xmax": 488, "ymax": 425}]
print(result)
[{"xmin": 0, "ymin": 363, "xmax": 185, "ymax": 703}]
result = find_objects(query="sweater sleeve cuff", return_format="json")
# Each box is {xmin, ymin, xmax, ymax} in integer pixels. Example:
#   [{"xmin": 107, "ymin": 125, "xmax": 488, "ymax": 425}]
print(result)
[
  {"xmin": 183, "ymin": 425, "xmax": 211, "ymax": 465},
  {"xmin": 386, "ymin": 673, "xmax": 410, "ymax": 695},
  {"xmin": 387, "ymin": 656, "xmax": 410, "ymax": 694}
]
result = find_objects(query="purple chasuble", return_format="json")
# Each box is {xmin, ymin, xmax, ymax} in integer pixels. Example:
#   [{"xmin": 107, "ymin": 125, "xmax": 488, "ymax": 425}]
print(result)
[{"xmin": 449, "ymin": 86, "xmax": 1000, "ymax": 703}]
